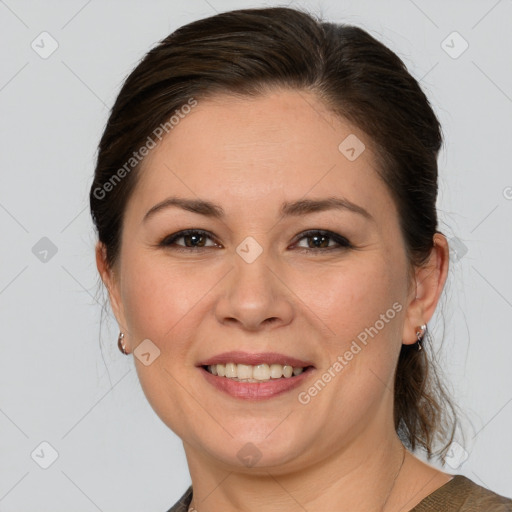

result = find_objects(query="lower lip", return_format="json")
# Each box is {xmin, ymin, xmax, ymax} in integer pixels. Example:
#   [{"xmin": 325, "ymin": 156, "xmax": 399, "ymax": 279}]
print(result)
[{"xmin": 199, "ymin": 366, "xmax": 314, "ymax": 400}]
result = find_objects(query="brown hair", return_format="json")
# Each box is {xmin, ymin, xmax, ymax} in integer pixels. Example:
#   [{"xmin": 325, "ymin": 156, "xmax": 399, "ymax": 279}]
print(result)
[{"xmin": 90, "ymin": 6, "xmax": 458, "ymax": 461}]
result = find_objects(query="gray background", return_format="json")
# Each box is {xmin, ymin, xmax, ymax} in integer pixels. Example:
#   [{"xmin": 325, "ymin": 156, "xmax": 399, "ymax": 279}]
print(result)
[{"xmin": 1, "ymin": 0, "xmax": 511, "ymax": 510}]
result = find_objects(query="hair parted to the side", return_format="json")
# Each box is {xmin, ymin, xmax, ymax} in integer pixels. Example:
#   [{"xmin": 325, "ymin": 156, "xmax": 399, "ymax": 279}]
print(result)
[{"xmin": 90, "ymin": 6, "xmax": 459, "ymax": 462}]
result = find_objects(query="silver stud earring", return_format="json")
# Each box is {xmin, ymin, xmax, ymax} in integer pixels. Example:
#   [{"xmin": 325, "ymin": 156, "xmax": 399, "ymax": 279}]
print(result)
[
  {"xmin": 415, "ymin": 324, "xmax": 427, "ymax": 351},
  {"xmin": 118, "ymin": 332, "xmax": 128, "ymax": 355}
]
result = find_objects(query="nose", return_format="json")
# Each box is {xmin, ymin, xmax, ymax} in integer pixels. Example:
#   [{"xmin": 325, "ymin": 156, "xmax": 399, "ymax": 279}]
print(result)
[{"xmin": 214, "ymin": 249, "xmax": 294, "ymax": 332}]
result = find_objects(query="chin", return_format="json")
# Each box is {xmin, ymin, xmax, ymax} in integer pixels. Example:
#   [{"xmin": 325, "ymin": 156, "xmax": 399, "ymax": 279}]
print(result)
[{"xmin": 195, "ymin": 426, "xmax": 312, "ymax": 472}]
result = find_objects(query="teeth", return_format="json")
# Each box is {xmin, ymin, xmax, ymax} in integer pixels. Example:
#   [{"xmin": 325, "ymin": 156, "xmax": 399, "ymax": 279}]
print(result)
[
  {"xmin": 282, "ymin": 365, "xmax": 293, "ymax": 378},
  {"xmin": 270, "ymin": 363, "xmax": 283, "ymax": 379},
  {"xmin": 237, "ymin": 364, "xmax": 252, "ymax": 380},
  {"xmin": 206, "ymin": 363, "xmax": 306, "ymax": 381},
  {"xmin": 225, "ymin": 363, "xmax": 236, "ymax": 378}
]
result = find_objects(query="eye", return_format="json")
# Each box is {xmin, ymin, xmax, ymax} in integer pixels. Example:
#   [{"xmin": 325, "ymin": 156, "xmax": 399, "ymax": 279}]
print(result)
[
  {"xmin": 158, "ymin": 229, "xmax": 221, "ymax": 251},
  {"xmin": 292, "ymin": 229, "xmax": 353, "ymax": 252}
]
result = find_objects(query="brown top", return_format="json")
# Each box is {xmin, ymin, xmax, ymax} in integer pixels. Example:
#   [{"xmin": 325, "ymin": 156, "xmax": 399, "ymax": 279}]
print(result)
[
  {"xmin": 166, "ymin": 475, "xmax": 512, "ymax": 511},
  {"xmin": 410, "ymin": 475, "xmax": 512, "ymax": 511}
]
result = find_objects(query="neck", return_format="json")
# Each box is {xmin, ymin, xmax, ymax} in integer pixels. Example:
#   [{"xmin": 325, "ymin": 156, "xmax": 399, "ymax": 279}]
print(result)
[{"xmin": 183, "ymin": 425, "xmax": 408, "ymax": 512}]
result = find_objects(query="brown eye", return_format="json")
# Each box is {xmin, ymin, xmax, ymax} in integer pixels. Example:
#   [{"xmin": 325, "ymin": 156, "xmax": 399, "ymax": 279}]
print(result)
[
  {"xmin": 159, "ymin": 230, "xmax": 219, "ymax": 250},
  {"xmin": 294, "ymin": 230, "xmax": 352, "ymax": 252}
]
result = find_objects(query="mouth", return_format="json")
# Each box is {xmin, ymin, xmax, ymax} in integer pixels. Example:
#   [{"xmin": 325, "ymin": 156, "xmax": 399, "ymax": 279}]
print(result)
[{"xmin": 197, "ymin": 351, "xmax": 315, "ymax": 400}]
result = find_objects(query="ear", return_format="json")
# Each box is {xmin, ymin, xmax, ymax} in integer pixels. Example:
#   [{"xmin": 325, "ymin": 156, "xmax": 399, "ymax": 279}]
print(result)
[
  {"xmin": 95, "ymin": 241, "xmax": 129, "ymax": 346},
  {"xmin": 402, "ymin": 233, "xmax": 449, "ymax": 346}
]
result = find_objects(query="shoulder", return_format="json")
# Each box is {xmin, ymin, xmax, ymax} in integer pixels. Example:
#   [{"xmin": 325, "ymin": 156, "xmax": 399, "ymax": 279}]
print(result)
[
  {"xmin": 411, "ymin": 475, "xmax": 512, "ymax": 512},
  {"xmin": 164, "ymin": 486, "xmax": 193, "ymax": 512}
]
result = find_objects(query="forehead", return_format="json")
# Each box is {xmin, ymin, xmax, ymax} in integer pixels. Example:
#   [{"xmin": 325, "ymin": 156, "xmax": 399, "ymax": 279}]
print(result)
[{"xmin": 126, "ymin": 89, "xmax": 394, "ymax": 222}]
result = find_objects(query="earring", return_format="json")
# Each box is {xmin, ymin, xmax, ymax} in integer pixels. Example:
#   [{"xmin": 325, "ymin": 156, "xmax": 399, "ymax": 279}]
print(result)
[
  {"xmin": 415, "ymin": 324, "xmax": 427, "ymax": 351},
  {"xmin": 118, "ymin": 332, "xmax": 128, "ymax": 355}
]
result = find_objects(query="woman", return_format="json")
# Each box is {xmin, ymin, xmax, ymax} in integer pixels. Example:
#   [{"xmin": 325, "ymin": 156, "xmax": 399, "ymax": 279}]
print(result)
[{"xmin": 90, "ymin": 6, "xmax": 512, "ymax": 512}]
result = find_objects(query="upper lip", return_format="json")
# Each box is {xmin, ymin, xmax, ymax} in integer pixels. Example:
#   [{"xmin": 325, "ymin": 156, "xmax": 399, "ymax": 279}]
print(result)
[{"xmin": 198, "ymin": 351, "xmax": 314, "ymax": 368}]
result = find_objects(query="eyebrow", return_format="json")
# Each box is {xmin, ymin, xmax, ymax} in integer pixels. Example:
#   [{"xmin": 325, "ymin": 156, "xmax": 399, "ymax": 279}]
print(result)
[{"xmin": 143, "ymin": 196, "xmax": 374, "ymax": 223}]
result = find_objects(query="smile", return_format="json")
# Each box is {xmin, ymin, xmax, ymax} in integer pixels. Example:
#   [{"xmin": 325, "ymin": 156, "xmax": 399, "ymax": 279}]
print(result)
[{"xmin": 198, "ymin": 351, "xmax": 315, "ymax": 400}]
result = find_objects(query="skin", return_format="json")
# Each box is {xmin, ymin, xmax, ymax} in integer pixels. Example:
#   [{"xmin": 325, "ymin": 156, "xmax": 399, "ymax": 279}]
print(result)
[{"xmin": 97, "ymin": 89, "xmax": 451, "ymax": 511}]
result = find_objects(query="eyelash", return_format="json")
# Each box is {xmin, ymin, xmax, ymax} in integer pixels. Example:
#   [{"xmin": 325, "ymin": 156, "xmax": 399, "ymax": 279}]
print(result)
[{"xmin": 158, "ymin": 229, "xmax": 353, "ymax": 253}]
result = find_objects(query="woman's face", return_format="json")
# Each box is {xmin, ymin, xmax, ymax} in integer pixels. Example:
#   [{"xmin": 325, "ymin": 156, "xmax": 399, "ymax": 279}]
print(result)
[{"xmin": 101, "ymin": 89, "xmax": 422, "ymax": 473}]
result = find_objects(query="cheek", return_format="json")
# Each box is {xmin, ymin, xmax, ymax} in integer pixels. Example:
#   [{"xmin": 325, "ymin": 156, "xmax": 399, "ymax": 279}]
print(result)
[
  {"xmin": 300, "ymin": 255, "xmax": 403, "ymax": 343},
  {"xmin": 303, "ymin": 253, "xmax": 405, "ymax": 396},
  {"xmin": 119, "ymin": 251, "xmax": 209, "ymax": 352}
]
